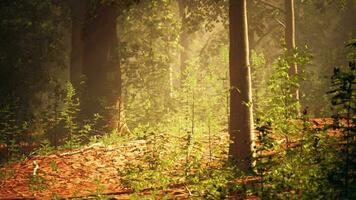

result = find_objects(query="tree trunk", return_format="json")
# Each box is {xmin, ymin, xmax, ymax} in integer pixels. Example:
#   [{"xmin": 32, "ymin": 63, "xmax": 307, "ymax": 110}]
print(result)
[
  {"xmin": 285, "ymin": 0, "xmax": 299, "ymax": 102},
  {"xmin": 178, "ymin": 0, "xmax": 189, "ymax": 82},
  {"xmin": 69, "ymin": 0, "xmax": 87, "ymax": 91},
  {"xmin": 228, "ymin": 0, "xmax": 254, "ymax": 171},
  {"xmin": 81, "ymin": 2, "xmax": 122, "ymax": 131}
]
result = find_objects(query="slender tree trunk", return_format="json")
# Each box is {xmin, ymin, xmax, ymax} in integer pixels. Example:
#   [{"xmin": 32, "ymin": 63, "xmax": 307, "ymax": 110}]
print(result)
[
  {"xmin": 178, "ymin": 0, "xmax": 189, "ymax": 81},
  {"xmin": 69, "ymin": 0, "xmax": 87, "ymax": 90},
  {"xmin": 228, "ymin": 0, "xmax": 254, "ymax": 171},
  {"xmin": 285, "ymin": 0, "xmax": 299, "ymax": 102}
]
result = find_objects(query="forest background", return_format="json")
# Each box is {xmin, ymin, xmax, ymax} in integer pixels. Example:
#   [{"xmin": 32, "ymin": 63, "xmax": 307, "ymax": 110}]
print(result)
[{"xmin": 0, "ymin": 0, "xmax": 355, "ymax": 199}]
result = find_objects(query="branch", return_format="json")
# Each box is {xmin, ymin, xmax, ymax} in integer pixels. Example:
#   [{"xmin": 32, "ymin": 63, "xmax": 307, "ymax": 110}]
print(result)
[
  {"xmin": 62, "ymin": 183, "xmax": 188, "ymax": 199},
  {"xmin": 273, "ymin": 17, "xmax": 286, "ymax": 29},
  {"xmin": 198, "ymin": 24, "xmax": 225, "ymax": 58},
  {"xmin": 58, "ymin": 143, "xmax": 103, "ymax": 157},
  {"xmin": 259, "ymin": 0, "xmax": 285, "ymax": 13},
  {"xmin": 251, "ymin": 24, "xmax": 280, "ymax": 49},
  {"xmin": 199, "ymin": 36, "xmax": 213, "ymax": 58}
]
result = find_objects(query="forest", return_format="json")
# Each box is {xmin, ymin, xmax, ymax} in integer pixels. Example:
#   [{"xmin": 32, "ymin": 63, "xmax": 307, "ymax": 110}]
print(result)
[{"xmin": 0, "ymin": 0, "xmax": 355, "ymax": 199}]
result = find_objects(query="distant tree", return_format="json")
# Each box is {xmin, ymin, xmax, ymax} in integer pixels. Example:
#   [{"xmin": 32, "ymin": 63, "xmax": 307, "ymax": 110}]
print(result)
[
  {"xmin": 247, "ymin": 0, "xmax": 283, "ymax": 51},
  {"xmin": 285, "ymin": 0, "xmax": 299, "ymax": 103},
  {"xmin": 177, "ymin": 0, "xmax": 228, "ymax": 82},
  {"xmin": 228, "ymin": 0, "xmax": 254, "ymax": 171},
  {"xmin": 69, "ymin": 1, "xmax": 128, "ymax": 132},
  {"xmin": 82, "ymin": 2, "xmax": 120, "ymax": 129},
  {"xmin": 178, "ymin": 0, "xmax": 189, "ymax": 81},
  {"xmin": 297, "ymin": 0, "xmax": 355, "ymax": 117},
  {"xmin": 118, "ymin": 0, "xmax": 178, "ymax": 129}
]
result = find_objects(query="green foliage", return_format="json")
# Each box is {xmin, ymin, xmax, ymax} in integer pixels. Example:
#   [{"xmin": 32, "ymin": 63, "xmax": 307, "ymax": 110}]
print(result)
[
  {"xmin": 116, "ymin": 4, "xmax": 235, "ymax": 196},
  {"xmin": 34, "ymin": 139, "xmax": 55, "ymax": 156},
  {"xmin": 90, "ymin": 178, "xmax": 114, "ymax": 200},
  {"xmin": 1, "ymin": 1, "xmax": 355, "ymax": 199},
  {"xmin": 0, "ymin": 104, "xmax": 30, "ymax": 162},
  {"xmin": 250, "ymin": 50, "xmax": 270, "ymax": 113},
  {"xmin": 116, "ymin": 45, "xmax": 234, "ymax": 195},
  {"xmin": 254, "ymin": 111, "xmax": 341, "ymax": 199},
  {"xmin": 0, "ymin": 0, "xmax": 69, "ymax": 120},
  {"xmin": 117, "ymin": 129, "xmax": 176, "ymax": 193},
  {"xmin": 0, "ymin": 0, "xmax": 70, "ymax": 162},
  {"xmin": 189, "ymin": 167, "xmax": 241, "ymax": 199},
  {"xmin": 119, "ymin": 0, "xmax": 179, "ymax": 129},
  {"xmin": 255, "ymin": 48, "xmax": 311, "ymax": 138},
  {"xmin": 115, "ymin": 49, "xmax": 235, "ymax": 195},
  {"xmin": 183, "ymin": 0, "xmax": 228, "ymax": 32},
  {"xmin": 29, "ymin": 174, "xmax": 48, "ymax": 191},
  {"xmin": 90, "ymin": 129, "xmax": 129, "ymax": 147},
  {"xmin": 117, "ymin": 124, "xmax": 237, "ymax": 199},
  {"xmin": 37, "ymin": 82, "xmax": 80, "ymax": 150},
  {"xmin": 253, "ymin": 41, "xmax": 356, "ymax": 199},
  {"xmin": 327, "ymin": 40, "xmax": 356, "ymax": 199},
  {"xmin": 35, "ymin": 82, "xmax": 98, "ymax": 154},
  {"xmin": 61, "ymin": 83, "xmax": 81, "ymax": 149},
  {"xmin": 329, "ymin": 62, "xmax": 355, "ymax": 114},
  {"xmin": 263, "ymin": 127, "xmax": 338, "ymax": 199}
]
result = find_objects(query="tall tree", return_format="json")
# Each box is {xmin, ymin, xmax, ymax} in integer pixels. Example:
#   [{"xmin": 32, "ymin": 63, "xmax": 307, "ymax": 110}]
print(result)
[
  {"xmin": 285, "ymin": 0, "xmax": 299, "ymax": 102},
  {"xmin": 82, "ymin": 2, "xmax": 121, "ymax": 130},
  {"xmin": 228, "ymin": 0, "xmax": 254, "ymax": 171},
  {"xmin": 68, "ymin": 1, "xmax": 123, "ymax": 131},
  {"xmin": 178, "ymin": 0, "xmax": 189, "ymax": 81}
]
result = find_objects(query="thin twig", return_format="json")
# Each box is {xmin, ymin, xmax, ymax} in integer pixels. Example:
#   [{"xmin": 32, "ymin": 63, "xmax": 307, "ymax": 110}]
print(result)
[
  {"xmin": 58, "ymin": 143, "xmax": 103, "ymax": 156},
  {"xmin": 259, "ymin": 1, "xmax": 285, "ymax": 13},
  {"xmin": 252, "ymin": 24, "xmax": 280, "ymax": 49},
  {"xmin": 63, "ymin": 183, "xmax": 188, "ymax": 199},
  {"xmin": 274, "ymin": 17, "xmax": 286, "ymax": 28},
  {"xmin": 185, "ymin": 185, "xmax": 193, "ymax": 196}
]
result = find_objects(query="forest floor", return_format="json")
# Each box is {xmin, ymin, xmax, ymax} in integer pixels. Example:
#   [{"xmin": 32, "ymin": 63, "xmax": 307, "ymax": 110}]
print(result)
[
  {"xmin": 0, "ymin": 118, "xmax": 340, "ymax": 200},
  {"xmin": 0, "ymin": 140, "xmax": 261, "ymax": 200}
]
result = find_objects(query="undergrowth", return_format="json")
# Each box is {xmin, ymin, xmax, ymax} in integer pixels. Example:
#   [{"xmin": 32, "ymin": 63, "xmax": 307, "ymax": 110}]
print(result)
[
  {"xmin": 253, "ymin": 41, "xmax": 356, "ymax": 199},
  {"xmin": 0, "ymin": 41, "xmax": 355, "ymax": 200}
]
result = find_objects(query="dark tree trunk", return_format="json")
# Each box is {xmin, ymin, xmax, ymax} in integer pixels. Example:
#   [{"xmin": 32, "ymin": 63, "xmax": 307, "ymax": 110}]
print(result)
[
  {"xmin": 81, "ymin": 3, "xmax": 122, "ymax": 131},
  {"xmin": 228, "ymin": 0, "xmax": 254, "ymax": 171}
]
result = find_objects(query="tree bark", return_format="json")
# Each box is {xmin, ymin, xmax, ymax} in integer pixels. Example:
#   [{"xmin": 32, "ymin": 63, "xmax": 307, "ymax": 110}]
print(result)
[
  {"xmin": 285, "ymin": 0, "xmax": 299, "ymax": 102},
  {"xmin": 228, "ymin": 0, "xmax": 254, "ymax": 171}
]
